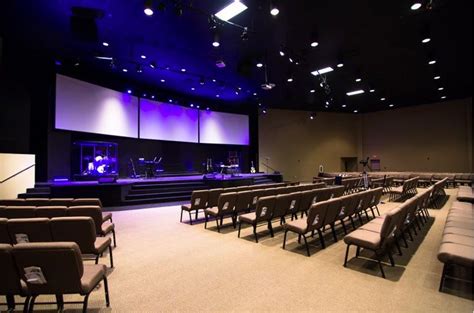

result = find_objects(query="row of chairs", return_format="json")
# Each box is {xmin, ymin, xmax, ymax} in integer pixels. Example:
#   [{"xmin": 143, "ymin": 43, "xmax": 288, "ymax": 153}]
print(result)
[
  {"xmin": 0, "ymin": 242, "xmax": 110, "ymax": 313},
  {"xmin": 388, "ymin": 177, "xmax": 419, "ymax": 201},
  {"xmin": 343, "ymin": 188, "xmax": 433, "ymax": 278},
  {"xmin": 235, "ymin": 186, "xmax": 347, "ymax": 243},
  {"xmin": 202, "ymin": 184, "xmax": 338, "ymax": 233},
  {"xmin": 282, "ymin": 188, "xmax": 384, "ymax": 256},
  {"xmin": 437, "ymin": 201, "xmax": 474, "ymax": 292},
  {"xmin": 0, "ymin": 198, "xmax": 112, "ymax": 223},
  {"xmin": 0, "ymin": 205, "xmax": 116, "ymax": 247},
  {"xmin": 0, "ymin": 216, "xmax": 114, "ymax": 267},
  {"xmin": 180, "ymin": 182, "xmax": 325, "ymax": 225},
  {"xmin": 341, "ymin": 177, "xmax": 364, "ymax": 194}
]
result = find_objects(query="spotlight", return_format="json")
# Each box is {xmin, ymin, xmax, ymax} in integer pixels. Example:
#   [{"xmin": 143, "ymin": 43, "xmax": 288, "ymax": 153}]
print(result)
[
  {"xmin": 216, "ymin": 94, "xmax": 220, "ymax": 98},
  {"xmin": 200, "ymin": 77, "xmax": 205, "ymax": 85},
  {"xmin": 191, "ymin": 87, "xmax": 196, "ymax": 91},
  {"xmin": 287, "ymin": 70, "xmax": 294, "ymax": 82},
  {"xmin": 411, "ymin": 1, "xmax": 422, "ymax": 10},
  {"xmin": 438, "ymin": 87, "xmax": 444, "ymax": 91},
  {"xmin": 310, "ymin": 89, "xmax": 316, "ymax": 93},
  {"xmin": 336, "ymin": 54, "xmax": 344, "ymax": 67},
  {"xmin": 434, "ymin": 75, "xmax": 441, "ymax": 80},
  {"xmin": 355, "ymin": 78, "xmax": 362, "ymax": 82},
  {"xmin": 262, "ymin": 108, "xmax": 267, "ymax": 114},
  {"xmin": 310, "ymin": 31, "xmax": 319, "ymax": 48},
  {"xmin": 389, "ymin": 104, "xmax": 394, "ymax": 107},
  {"xmin": 422, "ymin": 37, "xmax": 431, "ymax": 43},
  {"xmin": 380, "ymin": 97, "xmax": 386, "ymax": 101},
  {"xmin": 190, "ymin": 104, "xmax": 194, "ymax": 108},
  {"xmin": 369, "ymin": 89, "xmax": 375, "ymax": 93},
  {"xmin": 196, "ymin": 105, "xmax": 200, "ymax": 109},
  {"xmin": 353, "ymin": 110, "xmax": 358, "ymax": 113},
  {"xmin": 181, "ymin": 68, "xmax": 186, "ymax": 72},
  {"xmin": 127, "ymin": 89, "xmax": 132, "ymax": 94},
  {"xmin": 160, "ymin": 79, "xmax": 165, "ymax": 83},
  {"xmin": 144, "ymin": 0, "xmax": 154, "ymax": 16},
  {"xmin": 279, "ymin": 47, "xmax": 286, "ymax": 57},
  {"xmin": 151, "ymin": 95, "xmax": 155, "ymax": 99},
  {"xmin": 428, "ymin": 60, "xmax": 436, "ymax": 65},
  {"xmin": 270, "ymin": 0, "xmax": 279, "ymax": 16},
  {"xmin": 342, "ymin": 104, "xmax": 347, "ymax": 108},
  {"xmin": 256, "ymin": 62, "xmax": 264, "ymax": 68},
  {"xmin": 441, "ymin": 96, "xmax": 447, "ymax": 99},
  {"xmin": 241, "ymin": 27, "xmax": 249, "ymax": 41},
  {"xmin": 212, "ymin": 29, "xmax": 220, "ymax": 47},
  {"xmin": 109, "ymin": 59, "xmax": 116, "ymax": 69},
  {"xmin": 206, "ymin": 107, "xmax": 210, "ymax": 111},
  {"xmin": 149, "ymin": 61, "xmax": 157, "ymax": 69},
  {"xmin": 337, "ymin": 62, "xmax": 344, "ymax": 68},
  {"xmin": 102, "ymin": 42, "xmax": 109, "ymax": 47},
  {"xmin": 136, "ymin": 65, "xmax": 143, "ymax": 73},
  {"xmin": 122, "ymin": 68, "xmax": 128, "ymax": 72},
  {"xmin": 141, "ymin": 55, "xmax": 147, "ymax": 59},
  {"xmin": 421, "ymin": 26, "xmax": 431, "ymax": 43},
  {"xmin": 310, "ymin": 112, "xmax": 316, "ymax": 120}
]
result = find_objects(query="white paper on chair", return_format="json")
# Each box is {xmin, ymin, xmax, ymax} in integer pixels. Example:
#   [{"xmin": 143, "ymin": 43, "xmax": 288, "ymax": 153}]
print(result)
[
  {"xmin": 15, "ymin": 233, "xmax": 29, "ymax": 244},
  {"xmin": 24, "ymin": 266, "xmax": 48, "ymax": 284}
]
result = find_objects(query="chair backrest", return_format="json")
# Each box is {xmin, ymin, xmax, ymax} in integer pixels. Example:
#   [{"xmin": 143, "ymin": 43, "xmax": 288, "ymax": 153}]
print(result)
[
  {"xmin": 273, "ymin": 194, "xmax": 292, "ymax": 218},
  {"xmin": 207, "ymin": 189, "xmax": 224, "ymax": 207},
  {"xmin": 263, "ymin": 188, "xmax": 277, "ymax": 197},
  {"xmin": 287, "ymin": 192, "xmax": 302, "ymax": 215},
  {"xmin": 49, "ymin": 198, "xmax": 75, "ymax": 207},
  {"xmin": 5, "ymin": 206, "xmax": 36, "ymax": 219},
  {"xmin": 381, "ymin": 206, "xmax": 405, "ymax": 241},
  {"xmin": 24, "ymin": 198, "xmax": 51, "ymax": 207},
  {"xmin": 322, "ymin": 198, "xmax": 342, "ymax": 225},
  {"xmin": 234, "ymin": 191, "xmax": 254, "ymax": 214},
  {"xmin": 250, "ymin": 189, "xmax": 267, "ymax": 210},
  {"xmin": 255, "ymin": 196, "xmax": 276, "ymax": 222},
  {"xmin": 190, "ymin": 190, "xmax": 209, "ymax": 210},
  {"xmin": 72, "ymin": 198, "xmax": 103, "ymax": 207},
  {"xmin": 0, "ymin": 199, "xmax": 26, "ymax": 206},
  {"xmin": 35, "ymin": 206, "xmax": 68, "ymax": 218},
  {"xmin": 0, "ymin": 206, "xmax": 5, "ymax": 218},
  {"xmin": 306, "ymin": 201, "xmax": 329, "ymax": 231},
  {"xmin": 368, "ymin": 187, "xmax": 384, "ymax": 208},
  {"xmin": 7, "ymin": 218, "xmax": 52, "ymax": 244},
  {"xmin": 337, "ymin": 195, "xmax": 356, "ymax": 219},
  {"xmin": 0, "ymin": 218, "xmax": 11, "ymax": 243},
  {"xmin": 50, "ymin": 217, "xmax": 97, "ymax": 253},
  {"xmin": 217, "ymin": 192, "xmax": 238, "ymax": 215},
  {"xmin": 328, "ymin": 186, "xmax": 345, "ymax": 199},
  {"xmin": 0, "ymin": 244, "xmax": 22, "ymax": 295},
  {"xmin": 67, "ymin": 206, "xmax": 103, "ymax": 234},
  {"xmin": 12, "ymin": 242, "xmax": 84, "ymax": 294},
  {"xmin": 299, "ymin": 190, "xmax": 315, "ymax": 213}
]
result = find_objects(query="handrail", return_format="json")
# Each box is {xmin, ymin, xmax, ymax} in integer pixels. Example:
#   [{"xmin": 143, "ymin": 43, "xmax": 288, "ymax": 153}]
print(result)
[
  {"xmin": 261, "ymin": 163, "xmax": 279, "ymax": 174},
  {"xmin": 0, "ymin": 164, "xmax": 36, "ymax": 184}
]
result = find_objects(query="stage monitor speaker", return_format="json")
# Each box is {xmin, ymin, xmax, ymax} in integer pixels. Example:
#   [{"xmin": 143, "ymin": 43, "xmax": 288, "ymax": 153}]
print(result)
[{"xmin": 98, "ymin": 175, "xmax": 117, "ymax": 184}]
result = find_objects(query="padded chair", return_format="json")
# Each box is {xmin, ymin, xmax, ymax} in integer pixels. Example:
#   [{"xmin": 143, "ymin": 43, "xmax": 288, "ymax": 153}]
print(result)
[
  {"xmin": 35, "ymin": 206, "xmax": 68, "ymax": 218},
  {"xmin": 283, "ymin": 201, "xmax": 329, "ymax": 256},
  {"xmin": 12, "ymin": 242, "xmax": 110, "ymax": 313},
  {"xmin": 50, "ymin": 217, "xmax": 114, "ymax": 267},
  {"xmin": 273, "ymin": 194, "xmax": 293, "ymax": 225},
  {"xmin": 249, "ymin": 189, "xmax": 268, "ymax": 211},
  {"xmin": 0, "ymin": 205, "xmax": 5, "ymax": 218},
  {"xmin": 0, "ymin": 218, "xmax": 10, "ymax": 244},
  {"xmin": 0, "ymin": 244, "xmax": 26, "ymax": 312},
  {"xmin": 321, "ymin": 198, "xmax": 342, "ymax": 242},
  {"xmin": 206, "ymin": 188, "xmax": 224, "ymax": 209},
  {"xmin": 233, "ymin": 190, "xmax": 255, "ymax": 217},
  {"xmin": 24, "ymin": 198, "xmax": 51, "ymax": 207},
  {"xmin": 238, "ymin": 196, "xmax": 276, "ymax": 243},
  {"xmin": 204, "ymin": 192, "xmax": 238, "ymax": 232},
  {"xmin": 0, "ymin": 199, "xmax": 26, "ymax": 206},
  {"xmin": 68, "ymin": 206, "xmax": 116, "ymax": 247},
  {"xmin": 180, "ymin": 190, "xmax": 209, "ymax": 225},
  {"xmin": 49, "ymin": 198, "xmax": 75, "ymax": 207},
  {"xmin": 7, "ymin": 218, "xmax": 53, "ymax": 244},
  {"xmin": 5, "ymin": 206, "xmax": 37, "ymax": 219},
  {"xmin": 72, "ymin": 198, "xmax": 112, "ymax": 223}
]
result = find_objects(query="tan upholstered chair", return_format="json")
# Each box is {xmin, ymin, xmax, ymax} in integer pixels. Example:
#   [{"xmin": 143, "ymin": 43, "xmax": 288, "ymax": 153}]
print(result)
[
  {"xmin": 5, "ymin": 206, "xmax": 36, "ymax": 219},
  {"xmin": 233, "ymin": 190, "xmax": 255, "ymax": 219},
  {"xmin": 48, "ymin": 198, "xmax": 75, "ymax": 207},
  {"xmin": 206, "ymin": 188, "xmax": 224, "ymax": 209},
  {"xmin": 238, "ymin": 196, "xmax": 276, "ymax": 243},
  {"xmin": 24, "ymin": 198, "xmax": 51, "ymax": 207},
  {"xmin": 283, "ymin": 201, "xmax": 329, "ymax": 256},
  {"xmin": 180, "ymin": 190, "xmax": 209, "ymax": 224},
  {"xmin": 0, "ymin": 205, "xmax": 5, "ymax": 218},
  {"xmin": 50, "ymin": 217, "xmax": 114, "ymax": 267},
  {"xmin": 68, "ymin": 206, "xmax": 116, "ymax": 247},
  {"xmin": 320, "ymin": 198, "xmax": 342, "ymax": 242},
  {"xmin": 0, "ymin": 199, "xmax": 26, "ymax": 206},
  {"xmin": 35, "ymin": 206, "xmax": 68, "ymax": 218},
  {"xmin": 71, "ymin": 198, "xmax": 112, "ymax": 223},
  {"xmin": 7, "ymin": 218, "xmax": 53, "ymax": 244},
  {"xmin": 12, "ymin": 242, "xmax": 110, "ymax": 312},
  {"xmin": 0, "ymin": 218, "xmax": 10, "ymax": 244},
  {"xmin": 0, "ymin": 244, "xmax": 27, "ymax": 311},
  {"xmin": 204, "ymin": 192, "xmax": 238, "ymax": 232}
]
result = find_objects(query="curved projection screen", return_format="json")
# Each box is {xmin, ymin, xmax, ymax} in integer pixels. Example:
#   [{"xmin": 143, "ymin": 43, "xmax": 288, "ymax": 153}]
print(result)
[
  {"xmin": 199, "ymin": 111, "xmax": 250, "ymax": 145},
  {"xmin": 140, "ymin": 99, "xmax": 199, "ymax": 143},
  {"xmin": 55, "ymin": 74, "xmax": 139, "ymax": 138}
]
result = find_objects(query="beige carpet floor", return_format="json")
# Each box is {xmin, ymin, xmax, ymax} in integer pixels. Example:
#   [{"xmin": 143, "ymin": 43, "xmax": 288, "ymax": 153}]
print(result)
[{"xmin": 3, "ymin": 188, "xmax": 473, "ymax": 313}]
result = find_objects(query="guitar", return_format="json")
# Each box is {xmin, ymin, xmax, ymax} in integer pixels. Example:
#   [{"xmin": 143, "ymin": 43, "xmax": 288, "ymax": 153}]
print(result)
[{"xmin": 250, "ymin": 161, "xmax": 256, "ymax": 174}]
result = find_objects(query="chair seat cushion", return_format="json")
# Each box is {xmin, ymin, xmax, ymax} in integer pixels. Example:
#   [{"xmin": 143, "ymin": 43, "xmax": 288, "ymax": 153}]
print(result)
[
  {"xmin": 81, "ymin": 264, "xmax": 106, "ymax": 294},
  {"xmin": 445, "ymin": 220, "xmax": 474, "ymax": 230},
  {"xmin": 284, "ymin": 218, "xmax": 308, "ymax": 234},
  {"xmin": 438, "ymin": 243, "xmax": 474, "ymax": 268},
  {"xmin": 101, "ymin": 222, "xmax": 115, "ymax": 235},
  {"xmin": 343, "ymin": 229, "xmax": 382, "ymax": 250},
  {"xmin": 443, "ymin": 226, "xmax": 474, "ymax": 238},
  {"xmin": 451, "ymin": 201, "xmax": 473, "ymax": 211},
  {"xmin": 360, "ymin": 222, "xmax": 382, "ymax": 233},
  {"xmin": 391, "ymin": 186, "xmax": 403, "ymax": 194},
  {"xmin": 181, "ymin": 204, "xmax": 192, "ymax": 211},
  {"xmin": 102, "ymin": 212, "xmax": 113, "ymax": 222},
  {"xmin": 204, "ymin": 207, "xmax": 219, "ymax": 216},
  {"xmin": 239, "ymin": 212, "xmax": 257, "ymax": 224},
  {"xmin": 94, "ymin": 237, "xmax": 111, "ymax": 254},
  {"xmin": 442, "ymin": 234, "xmax": 474, "ymax": 247},
  {"xmin": 447, "ymin": 214, "xmax": 474, "ymax": 222}
]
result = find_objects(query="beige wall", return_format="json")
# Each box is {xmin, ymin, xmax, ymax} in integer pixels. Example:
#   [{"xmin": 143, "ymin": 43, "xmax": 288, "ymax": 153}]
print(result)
[
  {"xmin": 259, "ymin": 97, "xmax": 472, "ymax": 181},
  {"xmin": 0, "ymin": 153, "xmax": 35, "ymax": 198},
  {"xmin": 259, "ymin": 110, "xmax": 360, "ymax": 182}
]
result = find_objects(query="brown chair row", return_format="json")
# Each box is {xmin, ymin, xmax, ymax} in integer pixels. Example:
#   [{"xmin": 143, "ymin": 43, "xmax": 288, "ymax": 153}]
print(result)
[
  {"xmin": 0, "ymin": 216, "xmax": 113, "ymax": 268},
  {"xmin": 388, "ymin": 177, "xmax": 419, "ymax": 201},
  {"xmin": 0, "ymin": 242, "xmax": 110, "ymax": 313},
  {"xmin": 456, "ymin": 186, "xmax": 474, "ymax": 203},
  {"xmin": 180, "ymin": 182, "xmax": 326, "ymax": 225},
  {"xmin": 0, "ymin": 198, "xmax": 113, "ymax": 224},
  {"xmin": 282, "ymin": 187, "xmax": 384, "ymax": 256},
  {"xmin": 343, "ymin": 188, "xmax": 433, "ymax": 278},
  {"xmin": 0, "ymin": 205, "xmax": 116, "ymax": 247},
  {"xmin": 437, "ymin": 201, "xmax": 474, "ymax": 292},
  {"xmin": 341, "ymin": 177, "xmax": 364, "ymax": 195},
  {"xmin": 370, "ymin": 176, "xmax": 394, "ymax": 194},
  {"xmin": 236, "ymin": 186, "xmax": 347, "ymax": 242}
]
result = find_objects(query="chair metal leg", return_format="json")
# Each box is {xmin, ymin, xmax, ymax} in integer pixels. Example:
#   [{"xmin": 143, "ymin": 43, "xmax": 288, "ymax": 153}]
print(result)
[
  {"xmin": 317, "ymin": 229, "xmax": 326, "ymax": 249},
  {"xmin": 330, "ymin": 223, "xmax": 338, "ymax": 242},
  {"xmin": 103, "ymin": 275, "xmax": 110, "ymax": 307},
  {"xmin": 268, "ymin": 221, "xmax": 274, "ymax": 237},
  {"xmin": 253, "ymin": 224, "xmax": 258, "ymax": 243},
  {"xmin": 344, "ymin": 244, "xmax": 351, "ymax": 267},
  {"xmin": 215, "ymin": 218, "xmax": 221, "ymax": 233},
  {"xmin": 439, "ymin": 263, "xmax": 448, "ymax": 292},
  {"xmin": 195, "ymin": 210, "xmax": 199, "ymax": 220},
  {"xmin": 55, "ymin": 294, "xmax": 64, "ymax": 311},
  {"xmin": 302, "ymin": 234, "xmax": 311, "ymax": 257},
  {"xmin": 349, "ymin": 216, "xmax": 356, "ymax": 230},
  {"xmin": 82, "ymin": 293, "xmax": 90, "ymax": 313},
  {"xmin": 22, "ymin": 296, "xmax": 30, "ymax": 313},
  {"xmin": 388, "ymin": 250, "xmax": 395, "ymax": 267},
  {"xmin": 189, "ymin": 212, "xmax": 193, "ymax": 225},
  {"xmin": 340, "ymin": 219, "xmax": 347, "ymax": 235},
  {"xmin": 204, "ymin": 214, "xmax": 208, "ymax": 229},
  {"xmin": 238, "ymin": 222, "xmax": 242, "ymax": 238},
  {"xmin": 28, "ymin": 295, "xmax": 37, "ymax": 313},
  {"xmin": 375, "ymin": 205, "xmax": 381, "ymax": 216},
  {"xmin": 282, "ymin": 229, "xmax": 288, "ymax": 249},
  {"xmin": 6, "ymin": 295, "xmax": 15, "ymax": 311},
  {"xmin": 109, "ymin": 245, "xmax": 114, "ymax": 268},
  {"xmin": 95, "ymin": 255, "xmax": 99, "ymax": 264},
  {"xmin": 356, "ymin": 246, "xmax": 360, "ymax": 257},
  {"xmin": 395, "ymin": 240, "xmax": 403, "ymax": 256},
  {"xmin": 401, "ymin": 232, "xmax": 409, "ymax": 248},
  {"xmin": 180, "ymin": 209, "xmax": 183, "ymax": 222},
  {"xmin": 374, "ymin": 252, "xmax": 386, "ymax": 278}
]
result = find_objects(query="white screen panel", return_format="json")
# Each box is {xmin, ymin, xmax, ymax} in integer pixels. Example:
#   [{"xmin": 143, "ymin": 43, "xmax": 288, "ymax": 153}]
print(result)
[{"xmin": 199, "ymin": 111, "xmax": 250, "ymax": 145}]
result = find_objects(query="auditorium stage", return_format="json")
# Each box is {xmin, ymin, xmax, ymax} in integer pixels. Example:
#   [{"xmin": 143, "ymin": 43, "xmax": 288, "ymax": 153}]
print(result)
[{"xmin": 23, "ymin": 173, "xmax": 283, "ymax": 207}]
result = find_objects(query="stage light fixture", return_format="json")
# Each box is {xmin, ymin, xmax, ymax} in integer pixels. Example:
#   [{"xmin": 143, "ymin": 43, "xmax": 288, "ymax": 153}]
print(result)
[
  {"xmin": 310, "ymin": 112, "xmax": 316, "ymax": 120},
  {"xmin": 346, "ymin": 89, "xmax": 365, "ymax": 96},
  {"xmin": 256, "ymin": 61, "xmax": 264, "ymax": 68},
  {"xmin": 310, "ymin": 89, "xmax": 316, "ymax": 93},
  {"xmin": 310, "ymin": 31, "xmax": 319, "ymax": 48},
  {"xmin": 160, "ymin": 79, "xmax": 166, "ymax": 83},
  {"xmin": 216, "ymin": 94, "xmax": 220, "ymax": 98},
  {"xmin": 355, "ymin": 78, "xmax": 362, "ymax": 82},
  {"xmin": 422, "ymin": 37, "xmax": 431, "ymax": 43},
  {"xmin": 102, "ymin": 42, "xmax": 109, "ymax": 47},
  {"xmin": 353, "ymin": 110, "xmax": 358, "ymax": 113},
  {"xmin": 141, "ymin": 55, "xmax": 147, "ymax": 59},
  {"xmin": 337, "ymin": 62, "xmax": 344, "ymax": 68},
  {"xmin": 196, "ymin": 105, "xmax": 200, "ymax": 109},
  {"xmin": 144, "ymin": 0, "xmax": 154, "ymax": 16},
  {"xmin": 212, "ymin": 29, "xmax": 221, "ymax": 47},
  {"xmin": 279, "ymin": 48, "xmax": 286, "ymax": 57},
  {"xmin": 270, "ymin": 0, "xmax": 279, "ymax": 16},
  {"xmin": 181, "ymin": 68, "xmax": 186, "ymax": 72},
  {"xmin": 411, "ymin": 2, "xmax": 422, "ymax": 10},
  {"xmin": 389, "ymin": 104, "xmax": 394, "ymax": 107},
  {"xmin": 191, "ymin": 87, "xmax": 196, "ymax": 91},
  {"xmin": 190, "ymin": 104, "xmax": 194, "ymax": 107},
  {"xmin": 311, "ymin": 67, "xmax": 334, "ymax": 76},
  {"xmin": 215, "ymin": 0, "xmax": 248, "ymax": 21},
  {"xmin": 122, "ymin": 68, "xmax": 128, "ymax": 72},
  {"xmin": 421, "ymin": 26, "xmax": 431, "ymax": 43},
  {"xmin": 241, "ymin": 27, "xmax": 249, "ymax": 41},
  {"xmin": 127, "ymin": 89, "xmax": 132, "ymax": 94},
  {"xmin": 342, "ymin": 104, "xmax": 347, "ymax": 108}
]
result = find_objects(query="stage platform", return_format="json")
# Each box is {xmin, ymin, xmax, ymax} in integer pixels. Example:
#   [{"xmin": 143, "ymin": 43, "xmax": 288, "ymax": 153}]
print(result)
[{"xmin": 19, "ymin": 173, "xmax": 283, "ymax": 207}]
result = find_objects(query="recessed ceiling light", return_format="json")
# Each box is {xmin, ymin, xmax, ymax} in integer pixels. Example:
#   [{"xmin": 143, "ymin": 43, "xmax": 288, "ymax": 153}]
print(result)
[
  {"xmin": 168, "ymin": 99, "xmax": 173, "ymax": 103},
  {"xmin": 342, "ymin": 104, "xmax": 347, "ymax": 108},
  {"xmin": 212, "ymin": 79, "xmax": 217, "ymax": 83},
  {"xmin": 141, "ymin": 55, "xmax": 147, "ymax": 59},
  {"xmin": 411, "ymin": 2, "xmax": 422, "ymax": 10},
  {"xmin": 144, "ymin": 8, "xmax": 154, "ymax": 16},
  {"xmin": 434, "ymin": 75, "xmax": 441, "ymax": 80},
  {"xmin": 310, "ymin": 89, "xmax": 316, "ymax": 93},
  {"xmin": 369, "ymin": 89, "xmax": 375, "ymax": 93},
  {"xmin": 256, "ymin": 62, "xmax": 263, "ymax": 68},
  {"xmin": 353, "ymin": 110, "xmax": 358, "ymax": 113},
  {"xmin": 122, "ymin": 68, "xmax": 128, "ymax": 72},
  {"xmin": 429, "ymin": 60, "xmax": 436, "ymax": 65},
  {"xmin": 289, "ymin": 57, "xmax": 294, "ymax": 63},
  {"xmin": 438, "ymin": 87, "xmax": 444, "ymax": 91},
  {"xmin": 346, "ymin": 90, "xmax": 365, "ymax": 96},
  {"xmin": 422, "ymin": 38, "xmax": 431, "ymax": 43},
  {"xmin": 196, "ymin": 105, "xmax": 200, "ymax": 109},
  {"xmin": 191, "ymin": 87, "xmax": 195, "ymax": 91},
  {"xmin": 216, "ymin": 94, "xmax": 220, "ymax": 98},
  {"xmin": 310, "ymin": 41, "xmax": 319, "ymax": 48},
  {"xmin": 389, "ymin": 104, "xmax": 394, "ymax": 108},
  {"xmin": 311, "ymin": 67, "xmax": 334, "ymax": 76},
  {"xmin": 212, "ymin": 41, "xmax": 220, "ymax": 48},
  {"xmin": 215, "ymin": 0, "xmax": 248, "ymax": 22},
  {"xmin": 127, "ymin": 89, "xmax": 132, "ymax": 94},
  {"xmin": 355, "ymin": 78, "xmax": 362, "ymax": 82},
  {"xmin": 160, "ymin": 79, "xmax": 165, "ymax": 83},
  {"xmin": 144, "ymin": 0, "xmax": 154, "ymax": 16},
  {"xmin": 441, "ymin": 96, "xmax": 447, "ymax": 99},
  {"xmin": 102, "ymin": 42, "xmax": 109, "ymax": 47},
  {"xmin": 337, "ymin": 63, "xmax": 344, "ymax": 68},
  {"xmin": 151, "ymin": 95, "xmax": 155, "ymax": 99},
  {"xmin": 279, "ymin": 50, "xmax": 285, "ymax": 57},
  {"xmin": 270, "ymin": 2, "xmax": 280, "ymax": 16},
  {"xmin": 287, "ymin": 78, "xmax": 294, "ymax": 82},
  {"xmin": 190, "ymin": 104, "xmax": 194, "ymax": 108},
  {"xmin": 380, "ymin": 97, "xmax": 386, "ymax": 101},
  {"xmin": 253, "ymin": 92, "xmax": 257, "ymax": 96}
]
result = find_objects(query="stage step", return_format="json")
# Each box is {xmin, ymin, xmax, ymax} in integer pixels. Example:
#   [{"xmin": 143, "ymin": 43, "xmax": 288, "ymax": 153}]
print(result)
[
  {"xmin": 128, "ymin": 186, "xmax": 207, "ymax": 195},
  {"xmin": 122, "ymin": 194, "xmax": 191, "ymax": 205},
  {"xmin": 131, "ymin": 182, "xmax": 207, "ymax": 190},
  {"xmin": 18, "ymin": 192, "xmax": 51, "ymax": 199},
  {"xmin": 125, "ymin": 190, "xmax": 195, "ymax": 200}
]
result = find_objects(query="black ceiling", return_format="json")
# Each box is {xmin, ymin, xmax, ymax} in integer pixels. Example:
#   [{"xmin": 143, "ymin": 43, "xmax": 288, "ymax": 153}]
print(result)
[{"xmin": 1, "ymin": 0, "xmax": 472, "ymax": 113}]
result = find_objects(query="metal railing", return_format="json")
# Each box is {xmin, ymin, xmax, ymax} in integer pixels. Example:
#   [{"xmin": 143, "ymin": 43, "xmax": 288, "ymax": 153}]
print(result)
[{"xmin": 0, "ymin": 164, "xmax": 35, "ymax": 184}]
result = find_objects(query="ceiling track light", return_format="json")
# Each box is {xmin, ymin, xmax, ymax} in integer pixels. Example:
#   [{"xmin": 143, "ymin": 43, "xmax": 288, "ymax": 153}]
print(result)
[
  {"xmin": 270, "ymin": 0, "xmax": 279, "ymax": 16},
  {"xmin": 241, "ymin": 27, "xmax": 249, "ymax": 41},
  {"xmin": 212, "ymin": 28, "xmax": 220, "ymax": 47},
  {"xmin": 421, "ymin": 25, "xmax": 431, "ymax": 43},
  {"xmin": 310, "ymin": 31, "xmax": 319, "ymax": 48},
  {"xmin": 144, "ymin": 0, "xmax": 154, "ymax": 16}
]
